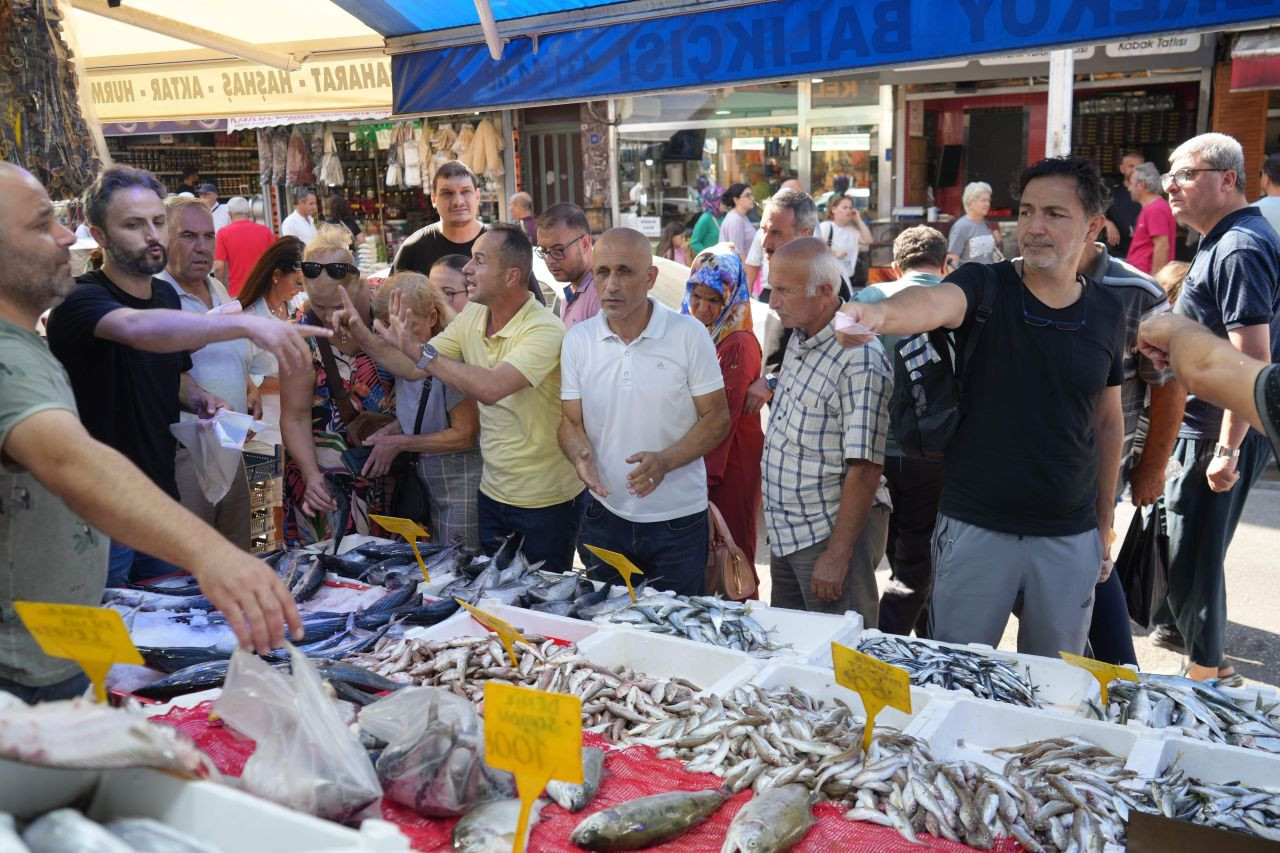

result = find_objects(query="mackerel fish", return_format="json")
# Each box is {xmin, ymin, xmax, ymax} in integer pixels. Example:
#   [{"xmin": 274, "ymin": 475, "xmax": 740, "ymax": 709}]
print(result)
[
  {"xmin": 857, "ymin": 634, "xmax": 1041, "ymax": 708},
  {"xmin": 569, "ymin": 789, "xmax": 730, "ymax": 850}
]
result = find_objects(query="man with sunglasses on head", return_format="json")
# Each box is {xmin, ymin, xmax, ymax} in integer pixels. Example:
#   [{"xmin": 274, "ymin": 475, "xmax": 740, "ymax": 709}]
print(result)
[
  {"xmin": 1153, "ymin": 133, "xmax": 1280, "ymax": 686},
  {"xmin": 536, "ymin": 203, "xmax": 599, "ymax": 330},
  {"xmin": 836, "ymin": 156, "xmax": 1126, "ymax": 657}
]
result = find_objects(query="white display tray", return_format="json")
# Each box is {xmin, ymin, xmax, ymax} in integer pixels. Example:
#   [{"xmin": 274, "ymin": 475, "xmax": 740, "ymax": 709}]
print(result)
[
  {"xmin": 1132, "ymin": 730, "xmax": 1280, "ymax": 786},
  {"xmin": 575, "ymin": 627, "xmax": 760, "ymax": 698},
  {"xmin": 401, "ymin": 599, "xmax": 604, "ymax": 646},
  {"xmin": 750, "ymin": 661, "xmax": 937, "ymax": 730}
]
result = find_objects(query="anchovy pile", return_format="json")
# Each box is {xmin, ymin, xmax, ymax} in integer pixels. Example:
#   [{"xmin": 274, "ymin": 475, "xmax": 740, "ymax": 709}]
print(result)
[
  {"xmin": 599, "ymin": 592, "xmax": 788, "ymax": 656},
  {"xmin": 857, "ymin": 635, "xmax": 1041, "ymax": 708},
  {"xmin": 1141, "ymin": 768, "xmax": 1280, "ymax": 841},
  {"xmin": 1086, "ymin": 675, "xmax": 1280, "ymax": 753}
]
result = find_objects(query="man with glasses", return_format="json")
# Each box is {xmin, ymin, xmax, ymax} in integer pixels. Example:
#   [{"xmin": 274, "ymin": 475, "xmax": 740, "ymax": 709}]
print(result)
[
  {"xmin": 1153, "ymin": 133, "xmax": 1280, "ymax": 685},
  {"xmin": 836, "ymin": 156, "xmax": 1126, "ymax": 656},
  {"xmin": 536, "ymin": 203, "xmax": 599, "ymax": 330}
]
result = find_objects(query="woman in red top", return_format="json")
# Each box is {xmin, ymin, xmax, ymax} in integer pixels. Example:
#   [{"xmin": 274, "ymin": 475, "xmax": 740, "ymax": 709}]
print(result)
[{"xmin": 682, "ymin": 246, "xmax": 764, "ymax": 595}]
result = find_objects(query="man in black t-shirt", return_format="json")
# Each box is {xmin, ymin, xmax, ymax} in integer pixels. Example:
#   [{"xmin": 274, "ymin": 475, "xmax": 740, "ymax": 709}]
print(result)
[
  {"xmin": 46, "ymin": 165, "xmax": 330, "ymax": 586},
  {"xmin": 1103, "ymin": 151, "xmax": 1143, "ymax": 259},
  {"xmin": 837, "ymin": 157, "xmax": 1126, "ymax": 657}
]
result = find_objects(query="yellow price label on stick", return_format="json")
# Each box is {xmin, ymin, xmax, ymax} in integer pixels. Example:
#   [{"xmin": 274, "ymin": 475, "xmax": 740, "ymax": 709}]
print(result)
[
  {"xmin": 456, "ymin": 599, "xmax": 527, "ymax": 667},
  {"xmin": 14, "ymin": 602, "xmax": 143, "ymax": 703},
  {"xmin": 1059, "ymin": 651, "xmax": 1139, "ymax": 705},
  {"xmin": 832, "ymin": 641, "xmax": 912, "ymax": 752},
  {"xmin": 369, "ymin": 514, "xmax": 432, "ymax": 582},
  {"xmin": 484, "ymin": 682, "xmax": 582, "ymax": 853},
  {"xmin": 582, "ymin": 544, "xmax": 644, "ymax": 602}
]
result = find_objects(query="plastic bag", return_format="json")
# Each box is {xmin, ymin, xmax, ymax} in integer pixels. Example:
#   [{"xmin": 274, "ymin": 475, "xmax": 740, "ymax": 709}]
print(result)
[
  {"xmin": 213, "ymin": 645, "xmax": 382, "ymax": 823},
  {"xmin": 170, "ymin": 410, "xmax": 268, "ymax": 503},
  {"xmin": 1115, "ymin": 505, "xmax": 1170, "ymax": 629},
  {"xmin": 359, "ymin": 686, "xmax": 515, "ymax": 816}
]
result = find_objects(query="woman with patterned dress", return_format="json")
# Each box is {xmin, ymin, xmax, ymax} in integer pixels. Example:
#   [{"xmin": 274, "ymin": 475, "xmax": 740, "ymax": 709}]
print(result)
[{"xmin": 279, "ymin": 225, "xmax": 395, "ymax": 544}]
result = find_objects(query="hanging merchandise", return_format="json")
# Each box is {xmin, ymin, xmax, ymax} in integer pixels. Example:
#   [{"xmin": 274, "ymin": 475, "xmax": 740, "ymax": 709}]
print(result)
[
  {"xmin": 402, "ymin": 125, "xmax": 422, "ymax": 188},
  {"xmin": 271, "ymin": 128, "xmax": 289, "ymax": 185},
  {"xmin": 0, "ymin": 0, "xmax": 102, "ymax": 198},
  {"xmin": 415, "ymin": 122, "xmax": 431, "ymax": 184},
  {"xmin": 286, "ymin": 127, "xmax": 316, "ymax": 186},
  {"xmin": 320, "ymin": 128, "xmax": 344, "ymax": 187},
  {"xmin": 452, "ymin": 122, "xmax": 475, "ymax": 158},
  {"xmin": 384, "ymin": 127, "xmax": 402, "ymax": 187},
  {"xmin": 257, "ymin": 129, "xmax": 274, "ymax": 190},
  {"xmin": 427, "ymin": 123, "xmax": 457, "ymax": 187},
  {"xmin": 460, "ymin": 118, "xmax": 505, "ymax": 180}
]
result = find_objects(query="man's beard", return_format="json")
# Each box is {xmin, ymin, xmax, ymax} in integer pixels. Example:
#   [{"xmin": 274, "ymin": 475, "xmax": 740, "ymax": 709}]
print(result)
[
  {"xmin": 103, "ymin": 235, "xmax": 167, "ymax": 276},
  {"xmin": 0, "ymin": 246, "xmax": 74, "ymax": 317}
]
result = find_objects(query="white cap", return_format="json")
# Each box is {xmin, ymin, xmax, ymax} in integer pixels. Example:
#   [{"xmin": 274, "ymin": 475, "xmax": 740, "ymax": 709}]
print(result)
[{"xmin": 227, "ymin": 196, "xmax": 251, "ymax": 215}]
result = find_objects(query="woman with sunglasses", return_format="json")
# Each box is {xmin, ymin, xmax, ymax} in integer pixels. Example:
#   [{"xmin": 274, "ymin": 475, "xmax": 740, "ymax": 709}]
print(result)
[{"xmin": 279, "ymin": 225, "xmax": 396, "ymax": 544}]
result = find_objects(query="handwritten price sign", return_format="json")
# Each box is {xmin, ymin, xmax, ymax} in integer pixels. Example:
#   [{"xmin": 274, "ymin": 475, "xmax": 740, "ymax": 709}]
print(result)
[
  {"xmin": 1059, "ymin": 651, "xmax": 1138, "ymax": 704},
  {"xmin": 832, "ymin": 641, "xmax": 912, "ymax": 752},
  {"xmin": 582, "ymin": 544, "xmax": 644, "ymax": 602},
  {"xmin": 369, "ymin": 514, "xmax": 431, "ymax": 582},
  {"xmin": 15, "ymin": 602, "xmax": 143, "ymax": 703},
  {"xmin": 485, "ymin": 682, "xmax": 582, "ymax": 853}
]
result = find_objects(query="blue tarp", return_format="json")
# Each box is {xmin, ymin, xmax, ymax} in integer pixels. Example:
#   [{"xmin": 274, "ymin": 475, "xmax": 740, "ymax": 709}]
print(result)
[
  {"xmin": 330, "ymin": 0, "xmax": 639, "ymax": 37},
  {"xmin": 345, "ymin": 0, "xmax": 1280, "ymax": 114}
]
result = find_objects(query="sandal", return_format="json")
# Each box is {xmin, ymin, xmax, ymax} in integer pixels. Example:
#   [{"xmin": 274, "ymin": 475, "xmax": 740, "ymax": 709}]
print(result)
[{"xmin": 1216, "ymin": 668, "xmax": 1245, "ymax": 689}]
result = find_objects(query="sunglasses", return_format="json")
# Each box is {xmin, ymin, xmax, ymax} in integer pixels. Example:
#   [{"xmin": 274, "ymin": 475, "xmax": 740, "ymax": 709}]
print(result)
[
  {"xmin": 301, "ymin": 261, "xmax": 357, "ymax": 279},
  {"xmin": 1021, "ymin": 283, "xmax": 1087, "ymax": 331}
]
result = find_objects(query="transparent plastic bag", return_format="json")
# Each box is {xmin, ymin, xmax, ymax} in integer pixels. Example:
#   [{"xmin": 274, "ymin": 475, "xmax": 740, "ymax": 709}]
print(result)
[
  {"xmin": 359, "ymin": 687, "xmax": 515, "ymax": 817},
  {"xmin": 213, "ymin": 645, "xmax": 381, "ymax": 823}
]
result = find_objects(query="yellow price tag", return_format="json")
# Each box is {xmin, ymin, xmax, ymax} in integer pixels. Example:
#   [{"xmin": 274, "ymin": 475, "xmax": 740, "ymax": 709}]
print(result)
[
  {"xmin": 369, "ymin": 514, "xmax": 432, "ymax": 582},
  {"xmin": 14, "ymin": 602, "xmax": 143, "ymax": 703},
  {"xmin": 832, "ymin": 641, "xmax": 912, "ymax": 752},
  {"xmin": 582, "ymin": 544, "xmax": 644, "ymax": 602},
  {"xmin": 484, "ymin": 682, "xmax": 582, "ymax": 853},
  {"xmin": 1059, "ymin": 651, "xmax": 1139, "ymax": 705},
  {"xmin": 456, "ymin": 599, "xmax": 527, "ymax": 667}
]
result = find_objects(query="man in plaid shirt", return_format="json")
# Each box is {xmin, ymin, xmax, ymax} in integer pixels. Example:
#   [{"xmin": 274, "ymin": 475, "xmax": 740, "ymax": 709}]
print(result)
[{"xmin": 762, "ymin": 238, "xmax": 892, "ymax": 624}]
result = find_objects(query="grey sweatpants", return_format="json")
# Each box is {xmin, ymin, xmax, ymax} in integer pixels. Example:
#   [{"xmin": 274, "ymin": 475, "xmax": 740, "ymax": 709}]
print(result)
[
  {"xmin": 929, "ymin": 513, "xmax": 1101, "ymax": 657},
  {"xmin": 769, "ymin": 506, "xmax": 889, "ymax": 626}
]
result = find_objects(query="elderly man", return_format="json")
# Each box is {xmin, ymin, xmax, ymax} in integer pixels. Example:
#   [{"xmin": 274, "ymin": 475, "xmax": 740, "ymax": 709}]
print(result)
[
  {"xmin": 1156, "ymin": 133, "xmax": 1280, "ymax": 684},
  {"xmin": 839, "ymin": 156, "xmax": 1126, "ymax": 656},
  {"xmin": 1125, "ymin": 163, "xmax": 1177, "ymax": 275},
  {"xmin": 158, "ymin": 197, "xmax": 269, "ymax": 549},
  {"xmin": 510, "ymin": 191, "xmax": 537, "ymax": 243},
  {"xmin": 214, "ymin": 196, "xmax": 274, "ymax": 296},
  {"xmin": 0, "ymin": 164, "xmax": 301, "ymax": 702},
  {"xmin": 763, "ymin": 238, "xmax": 891, "ymax": 622},
  {"xmin": 559, "ymin": 228, "xmax": 729, "ymax": 596},
  {"xmin": 536, "ymin": 203, "xmax": 598, "ymax": 330}
]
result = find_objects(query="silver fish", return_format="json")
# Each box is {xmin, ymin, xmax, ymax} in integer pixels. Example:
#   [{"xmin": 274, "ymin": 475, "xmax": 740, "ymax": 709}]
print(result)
[
  {"xmin": 105, "ymin": 818, "xmax": 220, "ymax": 853},
  {"xmin": 570, "ymin": 789, "xmax": 729, "ymax": 850},
  {"xmin": 547, "ymin": 747, "xmax": 607, "ymax": 812},
  {"xmin": 721, "ymin": 784, "xmax": 815, "ymax": 853},
  {"xmin": 452, "ymin": 798, "xmax": 548, "ymax": 853},
  {"xmin": 857, "ymin": 635, "xmax": 1040, "ymax": 708},
  {"xmin": 1098, "ymin": 675, "xmax": 1280, "ymax": 754},
  {"xmin": 23, "ymin": 809, "xmax": 132, "ymax": 853},
  {"xmin": 596, "ymin": 592, "xmax": 789, "ymax": 656}
]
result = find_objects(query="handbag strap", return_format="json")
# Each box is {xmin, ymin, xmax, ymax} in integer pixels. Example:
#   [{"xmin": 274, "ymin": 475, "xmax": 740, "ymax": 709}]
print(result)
[
  {"xmin": 412, "ymin": 378, "xmax": 432, "ymax": 435},
  {"xmin": 316, "ymin": 337, "xmax": 359, "ymax": 426}
]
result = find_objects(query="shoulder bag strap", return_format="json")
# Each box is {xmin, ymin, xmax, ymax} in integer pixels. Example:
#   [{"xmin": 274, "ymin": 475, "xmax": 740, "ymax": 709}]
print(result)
[
  {"xmin": 956, "ymin": 262, "xmax": 1000, "ymax": 408},
  {"xmin": 316, "ymin": 337, "xmax": 359, "ymax": 426},
  {"xmin": 823, "ymin": 221, "xmax": 834, "ymax": 247},
  {"xmin": 412, "ymin": 378, "xmax": 432, "ymax": 435}
]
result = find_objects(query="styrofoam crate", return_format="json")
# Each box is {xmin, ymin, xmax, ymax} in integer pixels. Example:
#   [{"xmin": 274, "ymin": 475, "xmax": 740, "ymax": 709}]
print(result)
[
  {"xmin": 851, "ymin": 629, "xmax": 1102, "ymax": 715},
  {"xmin": 740, "ymin": 605, "xmax": 860, "ymax": 665},
  {"xmin": 749, "ymin": 661, "xmax": 938, "ymax": 730},
  {"xmin": 905, "ymin": 695, "xmax": 1157, "ymax": 775},
  {"xmin": 401, "ymin": 600, "xmax": 605, "ymax": 646},
  {"xmin": 575, "ymin": 626, "xmax": 760, "ymax": 698},
  {"xmin": 1134, "ymin": 731, "xmax": 1280, "ymax": 786},
  {"xmin": 0, "ymin": 761, "xmax": 409, "ymax": 851}
]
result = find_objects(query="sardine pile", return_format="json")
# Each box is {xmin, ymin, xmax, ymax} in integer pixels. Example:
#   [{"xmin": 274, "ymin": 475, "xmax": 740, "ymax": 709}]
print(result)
[
  {"xmin": 857, "ymin": 635, "xmax": 1041, "ymax": 708},
  {"xmin": 1141, "ymin": 768, "xmax": 1280, "ymax": 841},
  {"xmin": 600, "ymin": 592, "xmax": 789, "ymax": 656},
  {"xmin": 343, "ymin": 635, "xmax": 704, "ymax": 742},
  {"xmin": 1086, "ymin": 675, "xmax": 1280, "ymax": 753}
]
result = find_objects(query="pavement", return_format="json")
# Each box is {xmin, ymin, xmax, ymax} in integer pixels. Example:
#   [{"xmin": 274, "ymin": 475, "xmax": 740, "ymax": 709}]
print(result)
[{"xmin": 752, "ymin": 468, "xmax": 1280, "ymax": 692}]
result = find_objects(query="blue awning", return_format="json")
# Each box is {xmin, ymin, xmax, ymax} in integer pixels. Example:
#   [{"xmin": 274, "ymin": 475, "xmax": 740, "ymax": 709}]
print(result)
[{"xmin": 334, "ymin": 0, "xmax": 1280, "ymax": 115}]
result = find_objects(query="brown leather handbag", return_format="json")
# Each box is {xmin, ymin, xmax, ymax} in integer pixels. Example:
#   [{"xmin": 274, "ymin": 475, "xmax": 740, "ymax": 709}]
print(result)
[{"xmin": 705, "ymin": 502, "xmax": 757, "ymax": 600}]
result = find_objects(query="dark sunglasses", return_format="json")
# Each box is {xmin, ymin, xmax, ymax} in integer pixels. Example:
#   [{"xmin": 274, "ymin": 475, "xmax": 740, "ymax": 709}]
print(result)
[
  {"xmin": 301, "ymin": 261, "xmax": 357, "ymax": 279},
  {"xmin": 1021, "ymin": 282, "xmax": 1087, "ymax": 331}
]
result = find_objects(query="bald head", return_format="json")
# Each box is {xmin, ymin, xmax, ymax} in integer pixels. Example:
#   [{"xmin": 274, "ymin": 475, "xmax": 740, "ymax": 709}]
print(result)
[
  {"xmin": 0, "ymin": 163, "xmax": 76, "ymax": 321},
  {"xmin": 780, "ymin": 179, "xmax": 803, "ymax": 193},
  {"xmin": 768, "ymin": 238, "xmax": 843, "ymax": 336},
  {"xmin": 594, "ymin": 227, "xmax": 657, "ymax": 331},
  {"xmin": 596, "ymin": 227, "xmax": 651, "ymax": 263}
]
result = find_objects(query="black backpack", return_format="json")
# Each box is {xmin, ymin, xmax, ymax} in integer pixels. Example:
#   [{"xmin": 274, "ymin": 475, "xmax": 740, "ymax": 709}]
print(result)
[{"xmin": 889, "ymin": 264, "xmax": 998, "ymax": 459}]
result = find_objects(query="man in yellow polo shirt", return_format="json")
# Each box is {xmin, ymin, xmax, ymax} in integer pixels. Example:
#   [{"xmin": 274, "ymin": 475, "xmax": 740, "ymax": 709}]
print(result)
[{"xmin": 337, "ymin": 224, "xmax": 584, "ymax": 570}]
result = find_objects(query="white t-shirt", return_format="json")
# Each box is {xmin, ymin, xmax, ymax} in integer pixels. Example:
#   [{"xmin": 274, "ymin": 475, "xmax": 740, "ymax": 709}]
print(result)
[
  {"xmin": 561, "ymin": 299, "xmax": 724, "ymax": 522},
  {"xmin": 746, "ymin": 229, "xmax": 767, "ymax": 290},
  {"xmin": 1256, "ymin": 196, "xmax": 1280, "ymax": 239},
  {"xmin": 820, "ymin": 221, "xmax": 861, "ymax": 278},
  {"xmin": 280, "ymin": 210, "xmax": 317, "ymax": 244},
  {"xmin": 211, "ymin": 202, "xmax": 232, "ymax": 232}
]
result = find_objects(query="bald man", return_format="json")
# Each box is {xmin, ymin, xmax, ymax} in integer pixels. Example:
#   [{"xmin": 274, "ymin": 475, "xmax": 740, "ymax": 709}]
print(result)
[
  {"xmin": 0, "ymin": 164, "xmax": 302, "ymax": 702},
  {"xmin": 559, "ymin": 228, "xmax": 730, "ymax": 595},
  {"xmin": 762, "ymin": 238, "xmax": 891, "ymax": 623}
]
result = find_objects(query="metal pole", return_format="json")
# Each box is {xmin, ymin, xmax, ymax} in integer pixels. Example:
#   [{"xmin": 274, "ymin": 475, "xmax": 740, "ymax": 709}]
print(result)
[
  {"xmin": 878, "ymin": 84, "xmax": 894, "ymax": 218},
  {"xmin": 608, "ymin": 99, "xmax": 620, "ymax": 231},
  {"xmin": 894, "ymin": 85, "xmax": 907, "ymax": 211},
  {"xmin": 1046, "ymin": 49, "xmax": 1075, "ymax": 157}
]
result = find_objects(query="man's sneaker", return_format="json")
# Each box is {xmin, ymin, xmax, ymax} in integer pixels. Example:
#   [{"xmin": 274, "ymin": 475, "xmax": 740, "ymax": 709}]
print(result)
[{"xmin": 1150, "ymin": 624, "xmax": 1186, "ymax": 653}]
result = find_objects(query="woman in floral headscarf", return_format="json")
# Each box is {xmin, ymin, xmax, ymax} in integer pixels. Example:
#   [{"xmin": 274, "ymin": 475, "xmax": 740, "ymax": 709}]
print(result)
[{"xmin": 682, "ymin": 245, "xmax": 764, "ymax": 580}]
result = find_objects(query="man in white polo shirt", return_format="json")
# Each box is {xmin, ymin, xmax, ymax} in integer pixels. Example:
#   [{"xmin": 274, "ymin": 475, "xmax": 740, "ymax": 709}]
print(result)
[{"xmin": 559, "ymin": 228, "xmax": 730, "ymax": 595}]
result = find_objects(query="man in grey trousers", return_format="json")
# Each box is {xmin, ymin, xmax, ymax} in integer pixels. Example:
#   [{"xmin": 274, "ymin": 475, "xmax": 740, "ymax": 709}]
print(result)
[{"xmin": 838, "ymin": 156, "xmax": 1126, "ymax": 655}]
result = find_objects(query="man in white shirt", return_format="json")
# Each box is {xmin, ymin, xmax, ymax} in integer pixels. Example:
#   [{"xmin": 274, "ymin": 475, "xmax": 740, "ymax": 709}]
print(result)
[
  {"xmin": 1256, "ymin": 154, "xmax": 1280, "ymax": 237},
  {"xmin": 280, "ymin": 188, "xmax": 317, "ymax": 244},
  {"xmin": 559, "ymin": 227, "xmax": 730, "ymax": 595},
  {"xmin": 199, "ymin": 184, "xmax": 231, "ymax": 232}
]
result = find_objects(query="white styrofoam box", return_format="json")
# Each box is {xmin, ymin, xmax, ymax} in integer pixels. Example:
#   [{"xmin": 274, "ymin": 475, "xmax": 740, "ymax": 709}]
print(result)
[
  {"xmin": 575, "ymin": 626, "xmax": 759, "ymax": 698},
  {"xmin": 852, "ymin": 629, "xmax": 1102, "ymax": 715},
  {"xmin": 906, "ymin": 696, "xmax": 1156, "ymax": 775},
  {"xmin": 740, "ymin": 606, "xmax": 860, "ymax": 666},
  {"xmin": 141, "ymin": 687, "xmax": 224, "ymax": 717},
  {"xmin": 0, "ymin": 761, "xmax": 409, "ymax": 851},
  {"xmin": 402, "ymin": 600, "xmax": 605, "ymax": 646},
  {"xmin": 749, "ymin": 661, "xmax": 937, "ymax": 730},
  {"xmin": 1134, "ymin": 731, "xmax": 1280, "ymax": 786}
]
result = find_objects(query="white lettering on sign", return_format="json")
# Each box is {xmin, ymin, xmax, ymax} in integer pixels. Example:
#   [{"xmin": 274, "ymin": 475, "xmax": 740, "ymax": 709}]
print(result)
[
  {"xmin": 1104, "ymin": 33, "xmax": 1201, "ymax": 57},
  {"xmin": 980, "ymin": 45, "xmax": 1094, "ymax": 65}
]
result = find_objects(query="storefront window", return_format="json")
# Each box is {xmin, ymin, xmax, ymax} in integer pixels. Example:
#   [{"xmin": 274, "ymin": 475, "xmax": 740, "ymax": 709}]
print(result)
[
  {"xmin": 809, "ymin": 125, "xmax": 877, "ymax": 214},
  {"xmin": 622, "ymin": 82, "xmax": 798, "ymax": 123}
]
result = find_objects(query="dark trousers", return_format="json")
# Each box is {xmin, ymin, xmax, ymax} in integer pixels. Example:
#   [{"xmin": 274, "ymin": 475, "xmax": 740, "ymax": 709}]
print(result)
[
  {"xmin": 478, "ymin": 490, "xmax": 585, "ymax": 575},
  {"xmin": 107, "ymin": 541, "xmax": 183, "ymax": 588},
  {"xmin": 878, "ymin": 456, "xmax": 944, "ymax": 637},
  {"xmin": 1163, "ymin": 433, "xmax": 1273, "ymax": 667},
  {"xmin": 1087, "ymin": 570, "xmax": 1138, "ymax": 666},
  {"xmin": 580, "ymin": 496, "xmax": 708, "ymax": 597},
  {"xmin": 0, "ymin": 672, "xmax": 90, "ymax": 704}
]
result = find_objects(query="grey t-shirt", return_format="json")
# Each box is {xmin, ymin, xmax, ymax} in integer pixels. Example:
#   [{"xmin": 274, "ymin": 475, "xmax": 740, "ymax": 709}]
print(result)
[
  {"xmin": 948, "ymin": 217, "xmax": 998, "ymax": 265},
  {"xmin": 394, "ymin": 376, "xmax": 468, "ymax": 455},
  {"xmin": 0, "ymin": 317, "xmax": 109, "ymax": 686}
]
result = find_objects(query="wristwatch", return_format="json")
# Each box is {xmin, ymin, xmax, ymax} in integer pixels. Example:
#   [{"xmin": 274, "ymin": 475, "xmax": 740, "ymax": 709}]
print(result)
[
  {"xmin": 1213, "ymin": 443, "xmax": 1240, "ymax": 459},
  {"xmin": 416, "ymin": 343, "xmax": 438, "ymax": 371},
  {"xmin": 764, "ymin": 373, "xmax": 779, "ymax": 393}
]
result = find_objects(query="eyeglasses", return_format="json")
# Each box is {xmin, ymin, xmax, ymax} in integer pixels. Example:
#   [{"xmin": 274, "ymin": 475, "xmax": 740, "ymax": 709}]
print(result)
[
  {"xmin": 534, "ymin": 233, "xmax": 588, "ymax": 261},
  {"xmin": 1160, "ymin": 168, "xmax": 1230, "ymax": 190},
  {"xmin": 1021, "ymin": 283, "xmax": 1087, "ymax": 331},
  {"xmin": 440, "ymin": 288, "xmax": 467, "ymax": 301},
  {"xmin": 301, "ymin": 261, "xmax": 357, "ymax": 279}
]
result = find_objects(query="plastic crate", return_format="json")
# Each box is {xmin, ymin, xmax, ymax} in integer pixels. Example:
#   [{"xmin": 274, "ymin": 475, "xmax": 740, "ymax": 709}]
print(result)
[
  {"xmin": 575, "ymin": 627, "xmax": 760, "ymax": 697},
  {"xmin": 243, "ymin": 450, "xmax": 281, "ymax": 485}
]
